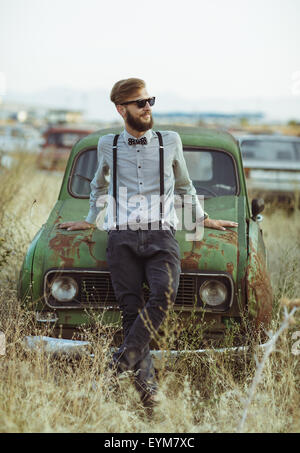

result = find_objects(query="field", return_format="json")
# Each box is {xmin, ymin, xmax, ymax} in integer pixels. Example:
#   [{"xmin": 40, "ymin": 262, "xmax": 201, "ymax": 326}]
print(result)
[{"xmin": 0, "ymin": 154, "xmax": 299, "ymax": 433}]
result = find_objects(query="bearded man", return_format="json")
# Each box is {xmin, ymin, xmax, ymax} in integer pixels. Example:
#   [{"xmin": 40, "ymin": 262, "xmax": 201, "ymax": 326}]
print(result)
[{"xmin": 59, "ymin": 78, "xmax": 238, "ymax": 406}]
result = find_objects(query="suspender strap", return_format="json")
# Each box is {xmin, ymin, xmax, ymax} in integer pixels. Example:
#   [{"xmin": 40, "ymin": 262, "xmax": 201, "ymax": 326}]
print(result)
[
  {"xmin": 156, "ymin": 131, "xmax": 164, "ymax": 228},
  {"xmin": 112, "ymin": 132, "xmax": 164, "ymax": 230},
  {"xmin": 112, "ymin": 134, "xmax": 119, "ymax": 229}
]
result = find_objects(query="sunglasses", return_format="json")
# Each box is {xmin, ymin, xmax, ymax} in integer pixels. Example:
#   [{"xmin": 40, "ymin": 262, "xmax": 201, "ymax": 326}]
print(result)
[{"xmin": 120, "ymin": 97, "xmax": 155, "ymax": 108}]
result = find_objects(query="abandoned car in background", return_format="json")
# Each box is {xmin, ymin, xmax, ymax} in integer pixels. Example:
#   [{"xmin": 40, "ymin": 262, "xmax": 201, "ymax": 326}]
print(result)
[
  {"xmin": 36, "ymin": 126, "xmax": 92, "ymax": 171},
  {"xmin": 239, "ymin": 135, "xmax": 300, "ymax": 205},
  {"xmin": 19, "ymin": 126, "xmax": 273, "ymax": 351},
  {"xmin": 0, "ymin": 125, "xmax": 44, "ymax": 169}
]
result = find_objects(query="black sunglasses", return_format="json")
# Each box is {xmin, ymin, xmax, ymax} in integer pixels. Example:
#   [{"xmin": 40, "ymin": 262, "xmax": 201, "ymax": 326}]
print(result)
[{"xmin": 120, "ymin": 97, "xmax": 155, "ymax": 108}]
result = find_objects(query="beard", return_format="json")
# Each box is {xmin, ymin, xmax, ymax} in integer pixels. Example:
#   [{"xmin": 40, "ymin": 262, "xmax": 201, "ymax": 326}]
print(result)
[{"xmin": 125, "ymin": 109, "xmax": 153, "ymax": 133}]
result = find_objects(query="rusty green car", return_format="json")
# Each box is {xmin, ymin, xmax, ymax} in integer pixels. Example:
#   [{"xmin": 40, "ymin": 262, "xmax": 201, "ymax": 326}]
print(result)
[{"xmin": 18, "ymin": 126, "xmax": 273, "ymax": 351}]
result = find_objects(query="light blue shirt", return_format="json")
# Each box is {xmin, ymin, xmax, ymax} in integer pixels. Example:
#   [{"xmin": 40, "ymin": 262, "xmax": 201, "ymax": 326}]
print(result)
[{"xmin": 85, "ymin": 128, "xmax": 205, "ymax": 231}]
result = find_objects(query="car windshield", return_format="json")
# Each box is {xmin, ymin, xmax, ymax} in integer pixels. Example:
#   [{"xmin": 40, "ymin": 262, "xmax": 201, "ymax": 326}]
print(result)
[
  {"xmin": 70, "ymin": 147, "xmax": 238, "ymax": 198},
  {"xmin": 182, "ymin": 148, "xmax": 237, "ymax": 197},
  {"xmin": 295, "ymin": 143, "xmax": 300, "ymax": 160},
  {"xmin": 240, "ymin": 139, "xmax": 296, "ymax": 161}
]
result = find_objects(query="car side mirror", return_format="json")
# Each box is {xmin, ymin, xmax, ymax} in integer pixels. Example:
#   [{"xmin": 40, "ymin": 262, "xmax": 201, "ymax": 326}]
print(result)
[{"xmin": 252, "ymin": 198, "xmax": 265, "ymax": 219}]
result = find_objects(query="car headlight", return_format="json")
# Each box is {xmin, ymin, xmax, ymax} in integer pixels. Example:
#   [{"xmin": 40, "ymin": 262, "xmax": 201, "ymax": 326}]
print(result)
[
  {"xmin": 199, "ymin": 280, "xmax": 228, "ymax": 307},
  {"xmin": 50, "ymin": 277, "xmax": 78, "ymax": 302}
]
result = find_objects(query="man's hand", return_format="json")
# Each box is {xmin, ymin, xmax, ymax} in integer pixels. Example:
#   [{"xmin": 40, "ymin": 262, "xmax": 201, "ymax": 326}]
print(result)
[
  {"xmin": 57, "ymin": 221, "xmax": 94, "ymax": 231},
  {"xmin": 204, "ymin": 218, "xmax": 238, "ymax": 231}
]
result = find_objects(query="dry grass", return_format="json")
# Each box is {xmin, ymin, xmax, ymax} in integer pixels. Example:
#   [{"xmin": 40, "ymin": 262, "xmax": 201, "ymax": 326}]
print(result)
[
  {"xmin": 0, "ymin": 154, "xmax": 299, "ymax": 433},
  {"xmin": 0, "ymin": 153, "xmax": 61, "ymax": 284}
]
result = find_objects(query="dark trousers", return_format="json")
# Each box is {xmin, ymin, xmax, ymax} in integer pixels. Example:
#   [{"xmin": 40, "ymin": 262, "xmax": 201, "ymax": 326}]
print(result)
[{"xmin": 106, "ymin": 228, "xmax": 181, "ymax": 384}]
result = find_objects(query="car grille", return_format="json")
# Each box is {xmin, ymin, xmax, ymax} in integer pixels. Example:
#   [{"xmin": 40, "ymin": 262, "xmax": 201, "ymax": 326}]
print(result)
[
  {"xmin": 45, "ymin": 271, "xmax": 197, "ymax": 308},
  {"xmin": 45, "ymin": 270, "xmax": 233, "ymax": 311},
  {"xmin": 80, "ymin": 274, "xmax": 116, "ymax": 306}
]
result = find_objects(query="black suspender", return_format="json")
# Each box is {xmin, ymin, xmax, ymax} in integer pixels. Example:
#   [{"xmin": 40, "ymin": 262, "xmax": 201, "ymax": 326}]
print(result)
[
  {"xmin": 112, "ymin": 134, "xmax": 119, "ymax": 229},
  {"xmin": 156, "ymin": 131, "xmax": 164, "ymax": 228},
  {"xmin": 112, "ymin": 131, "xmax": 164, "ymax": 229}
]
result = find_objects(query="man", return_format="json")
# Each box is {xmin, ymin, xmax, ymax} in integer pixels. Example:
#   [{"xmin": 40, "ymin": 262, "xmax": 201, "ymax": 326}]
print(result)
[{"xmin": 59, "ymin": 78, "xmax": 238, "ymax": 406}]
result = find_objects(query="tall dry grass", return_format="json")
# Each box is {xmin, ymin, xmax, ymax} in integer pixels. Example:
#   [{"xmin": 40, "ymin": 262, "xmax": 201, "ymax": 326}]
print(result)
[{"xmin": 0, "ymin": 154, "xmax": 299, "ymax": 433}]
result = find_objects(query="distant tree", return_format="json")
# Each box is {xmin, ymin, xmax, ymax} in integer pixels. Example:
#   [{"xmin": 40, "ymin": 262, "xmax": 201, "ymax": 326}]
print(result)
[
  {"xmin": 287, "ymin": 119, "xmax": 300, "ymax": 127},
  {"xmin": 239, "ymin": 117, "xmax": 249, "ymax": 127}
]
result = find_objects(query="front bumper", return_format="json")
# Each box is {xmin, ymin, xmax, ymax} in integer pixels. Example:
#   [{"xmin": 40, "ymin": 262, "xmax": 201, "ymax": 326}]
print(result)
[{"xmin": 23, "ymin": 335, "xmax": 269, "ymax": 367}]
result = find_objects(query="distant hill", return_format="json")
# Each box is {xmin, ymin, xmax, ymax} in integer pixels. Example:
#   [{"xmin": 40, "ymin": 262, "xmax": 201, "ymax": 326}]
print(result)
[{"xmin": 4, "ymin": 86, "xmax": 300, "ymax": 123}]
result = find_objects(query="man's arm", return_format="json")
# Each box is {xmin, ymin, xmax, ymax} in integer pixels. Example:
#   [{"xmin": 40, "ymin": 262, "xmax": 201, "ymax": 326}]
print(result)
[
  {"xmin": 59, "ymin": 137, "xmax": 110, "ymax": 231},
  {"xmin": 172, "ymin": 132, "xmax": 238, "ymax": 231},
  {"xmin": 173, "ymin": 132, "xmax": 208, "ymax": 220}
]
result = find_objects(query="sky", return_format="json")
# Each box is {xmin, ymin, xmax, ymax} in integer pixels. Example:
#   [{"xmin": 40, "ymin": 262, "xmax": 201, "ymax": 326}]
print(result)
[{"xmin": 1, "ymin": 0, "xmax": 300, "ymax": 120}]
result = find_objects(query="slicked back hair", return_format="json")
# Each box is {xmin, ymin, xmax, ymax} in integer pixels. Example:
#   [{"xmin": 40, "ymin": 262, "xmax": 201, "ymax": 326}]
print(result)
[{"xmin": 110, "ymin": 78, "xmax": 146, "ymax": 105}]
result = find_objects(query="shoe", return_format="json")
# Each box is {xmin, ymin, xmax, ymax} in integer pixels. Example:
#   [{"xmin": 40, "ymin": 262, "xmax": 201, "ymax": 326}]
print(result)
[
  {"xmin": 134, "ymin": 378, "xmax": 159, "ymax": 408},
  {"xmin": 107, "ymin": 360, "xmax": 135, "ymax": 393}
]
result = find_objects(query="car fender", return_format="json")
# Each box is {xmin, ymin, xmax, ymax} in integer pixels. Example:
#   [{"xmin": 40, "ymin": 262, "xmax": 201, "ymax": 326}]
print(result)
[
  {"xmin": 18, "ymin": 226, "xmax": 45, "ymax": 306},
  {"xmin": 246, "ymin": 219, "xmax": 273, "ymax": 329}
]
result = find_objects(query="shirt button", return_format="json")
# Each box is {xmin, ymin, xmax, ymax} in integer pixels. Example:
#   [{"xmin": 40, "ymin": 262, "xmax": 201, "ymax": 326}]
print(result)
[
  {"xmin": 138, "ymin": 166, "xmax": 141, "ymax": 169},
  {"xmin": 140, "ymin": 182, "xmax": 142, "ymax": 185},
  {"xmin": 137, "ymin": 150, "xmax": 140, "ymax": 153}
]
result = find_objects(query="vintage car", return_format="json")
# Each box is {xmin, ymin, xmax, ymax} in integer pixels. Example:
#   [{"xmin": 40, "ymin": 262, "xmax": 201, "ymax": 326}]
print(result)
[
  {"xmin": 0, "ymin": 125, "xmax": 44, "ymax": 168},
  {"xmin": 239, "ymin": 135, "xmax": 300, "ymax": 203},
  {"xmin": 0, "ymin": 125, "xmax": 44, "ymax": 153},
  {"xmin": 36, "ymin": 127, "xmax": 92, "ymax": 171},
  {"xmin": 19, "ymin": 126, "xmax": 273, "ymax": 352}
]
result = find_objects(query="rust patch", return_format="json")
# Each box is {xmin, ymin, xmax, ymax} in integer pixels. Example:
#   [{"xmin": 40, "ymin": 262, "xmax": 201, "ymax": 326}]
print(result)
[
  {"xmin": 208, "ymin": 230, "xmax": 238, "ymax": 247},
  {"xmin": 181, "ymin": 252, "xmax": 201, "ymax": 270},
  {"xmin": 49, "ymin": 233, "xmax": 82, "ymax": 267},
  {"xmin": 54, "ymin": 215, "xmax": 62, "ymax": 225},
  {"xmin": 226, "ymin": 262, "xmax": 234, "ymax": 274},
  {"xmin": 181, "ymin": 236, "xmax": 221, "ymax": 270},
  {"xmin": 82, "ymin": 237, "xmax": 96, "ymax": 257},
  {"xmin": 81, "ymin": 236, "xmax": 108, "ymax": 268},
  {"xmin": 49, "ymin": 232, "xmax": 108, "ymax": 268},
  {"xmin": 194, "ymin": 240, "xmax": 219, "ymax": 250},
  {"xmin": 246, "ymin": 244, "xmax": 273, "ymax": 329}
]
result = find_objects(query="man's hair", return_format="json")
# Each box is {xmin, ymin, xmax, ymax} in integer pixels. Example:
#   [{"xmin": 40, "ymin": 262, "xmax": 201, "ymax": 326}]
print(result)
[{"xmin": 110, "ymin": 78, "xmax": 146, "ymax": 105}]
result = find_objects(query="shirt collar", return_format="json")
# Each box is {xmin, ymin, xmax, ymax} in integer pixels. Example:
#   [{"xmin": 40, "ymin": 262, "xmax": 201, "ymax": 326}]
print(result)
[{"xmin": 123, "ymin": 128, "xmax": 154, "ymax": 144}]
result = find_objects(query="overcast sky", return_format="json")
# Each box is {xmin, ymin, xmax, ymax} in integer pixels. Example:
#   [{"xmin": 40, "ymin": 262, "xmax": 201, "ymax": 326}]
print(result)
[{"xmin": 1, "ymin": 0, "xmax": 300, "ymax": 119}]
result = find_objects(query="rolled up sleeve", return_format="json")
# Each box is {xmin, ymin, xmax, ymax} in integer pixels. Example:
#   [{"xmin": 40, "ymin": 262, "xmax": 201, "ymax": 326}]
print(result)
[
  {"xmin": 173, "ymin": 132, "xmax": 208, "ymax": 222},
  {"xmin": 85, "ymin": 137, "xmax": 110, "ymax": 224}
]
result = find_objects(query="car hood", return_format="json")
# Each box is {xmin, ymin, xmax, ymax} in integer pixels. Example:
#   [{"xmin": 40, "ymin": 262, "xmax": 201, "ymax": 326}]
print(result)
[
  {"xmin": 35, "ymin": 195, "xmax": 247, "ymax": 282},
  {"xmin": 178, "ymin": 196, "xmax": 247, "ymax": 281}
]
